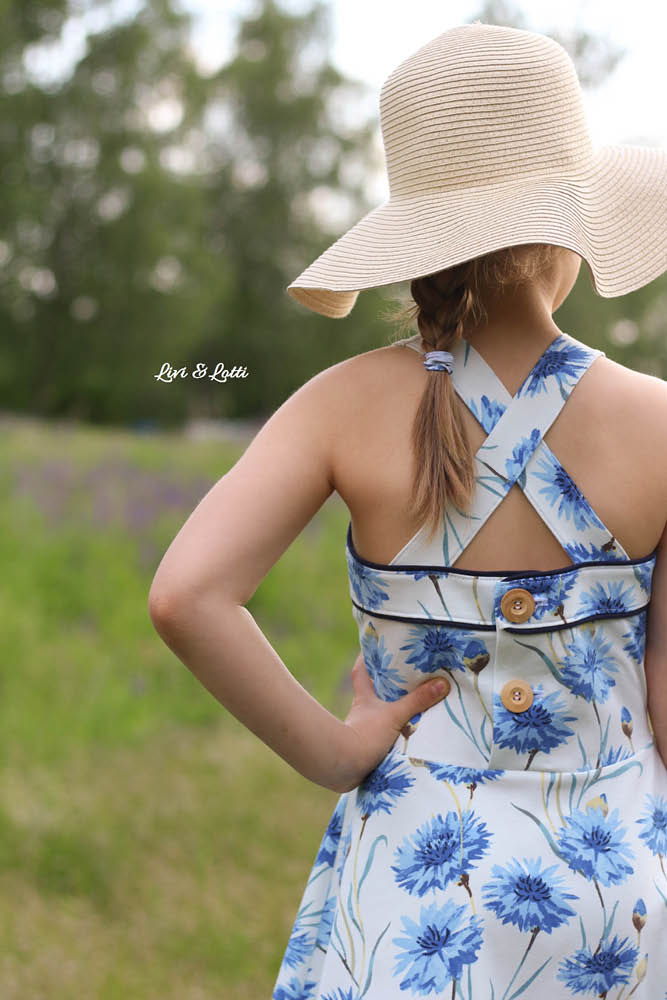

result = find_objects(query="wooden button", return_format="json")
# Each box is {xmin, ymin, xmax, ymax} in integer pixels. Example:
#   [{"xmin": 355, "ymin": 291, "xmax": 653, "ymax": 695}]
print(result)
[
  {"xmin": 500, "ymin": 679, "xmax": 534, "ymax": 713},
  {"xmin": 500, "ymin": 587, "xmax": 535, "ymax": 623}
]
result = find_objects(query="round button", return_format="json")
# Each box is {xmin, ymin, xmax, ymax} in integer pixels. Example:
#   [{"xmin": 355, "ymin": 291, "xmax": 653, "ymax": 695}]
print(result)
[
  {"xmin": 500, "ymin": 587, "xmax": 535, "ymax": 623},
  {"xmin": 500, "ymin": 679, "xmax": 534, "ymax": 713}
]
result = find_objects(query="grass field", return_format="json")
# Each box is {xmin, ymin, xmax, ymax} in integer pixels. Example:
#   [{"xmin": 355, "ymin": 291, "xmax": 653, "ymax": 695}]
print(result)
[{"xmin": 0, "ymin": 414, "xmax": 359, "ymax": 998}]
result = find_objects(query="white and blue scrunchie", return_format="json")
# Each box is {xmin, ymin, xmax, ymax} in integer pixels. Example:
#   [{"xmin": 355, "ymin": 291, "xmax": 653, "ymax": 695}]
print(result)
[{"xmin": 423, "ymin": 350, "xmax": 454, "ymax": 374}]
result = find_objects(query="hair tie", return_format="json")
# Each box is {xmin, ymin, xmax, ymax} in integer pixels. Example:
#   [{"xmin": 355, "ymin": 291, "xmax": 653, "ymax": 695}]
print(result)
[{"xmin": 424, "ymin": 350, "xmax": 454, "ymax": 374}]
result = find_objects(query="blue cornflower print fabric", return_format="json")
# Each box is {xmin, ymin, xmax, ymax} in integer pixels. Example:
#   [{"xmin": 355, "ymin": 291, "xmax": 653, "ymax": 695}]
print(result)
[
  {"xmin": 393, "ymin": 899, "xmax": 485, "ymax": 992},
  {"xmin": 392, "ymin": 811, "xmax": 491, "ymax": 895},
  {"xmin": 272, "ymin": 331, "xmax": 667, "ymax": 998},
  {"xmin": 481, "ymin": 857, "xmax": 578, "ymax": 933}
]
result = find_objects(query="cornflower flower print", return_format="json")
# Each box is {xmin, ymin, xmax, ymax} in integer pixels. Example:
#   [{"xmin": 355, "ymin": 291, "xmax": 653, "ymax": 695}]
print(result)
[
  {"xmin": 282, "ymin": 909, "xmax": 316, "ymax": 969},
  {"xmin": 556, "ymin": 934, "xmax": 638, "ymax": 995},
  {"xmin": 504, "ymin": 428, "xmax": 542, "ymax": 482},
  {"xmin": 622, "ymin": 610, "xmax": 647, "ymax": 664},
  {"xmin": 392, "ymin": 899, "xmax": 484, "ymax": 995},
  {"xmin": 496, "ymin": 573, "xmax": 576, "ymax": 622},
  {"xmin": 632, "ymin": 897, "xmax": 647, "ymax": 933},
  {"xmin": 271, "ymin": 331, "xmax": 667, "ymax": 996},
  {"xmin": 400, "ymin": 710, "xmax": 423, "ymax": 749},
  {"xmin": 517, "ymin": 337, "xmax": 589, "ymax": 397},
  {"xmin": 314, "ymin": 894, "xmax": 337, "ymax": 950},
  {"xmin": 633, "ymin": 557, "xmax": 655, "ymax": 594},
  {"xmin": 314, "ymin": 797, "xmax": 346, "ymax": 869},
  {"xmin": 560, "ymin": 629, "xmax": 618, "ymax": 703},
  {"xmin": 392, "ymin": 811, "xmax": 491, "ymax": 896},
  {"xmin": 400, "ymin": 625, "xmax": 470, "ymax": 675},
  {"xmin": 482, "ymin": 857, "xmax": 578, "ymax": 934},
  {"xmin": 461, "ymin": 635, "xmax": 490, "ymax": 674},
  {"xmin": 595, "ymin": 744, "xmax": 632, "ymax": 768},
  {"xmin": 361, "ymin": 621, "xmax": 407, "ymax": 702},
  {"xmin": 274, "ymin": 977, "xmax": 317, "ymax": 1000},
  {"xmin": 583, "ymin": 793, "xmax": 608, "ymax": 816},
  {"xmin": 321, "ymin": 990, "xmax": 358, "ymax": 1000},
  {"xmin": 346, "ymin": 548, "xmax": 389, "ymax": 611},
  {"xmin": 576, "ymin": 578, "xmax": 636, "ymax": 619},
  {"xmin": 421, "ymin": 761, "xmax": 504, "ymax": 788},
  {"xmin": 482, "ymin": 857, "xmax": 578, "ymax": 999},
  {"xmin": 621, "ymin": 706, "xmax": 634, "ymax": 747},
  {"xmin": 557, "ymin": 806, "xmax": 634, "ymax": 886},
  {"xmin": 532, "ymin": 448, "xmax": 608, "ymax": 533},
  {"xmin": 637, "ymin": 794, "xmax": 667, "ymax": 875},
  {"xmin": 566, "ymin": 539, "xmax": 627, "ymax": 563},
  {"xmin": 356, "ymin": 751, "xmax": 414, "ymax": 819},
  {"xmin": 493, "ymin": 685, "xmax": 577, "ymax": 769},
  {"xmin": 462, "ymin": 635, "xmax": 492, "ymax": 721},
  {"xmin": 467, "ymin": 393, "xmax": 506, "ymax": 434}
]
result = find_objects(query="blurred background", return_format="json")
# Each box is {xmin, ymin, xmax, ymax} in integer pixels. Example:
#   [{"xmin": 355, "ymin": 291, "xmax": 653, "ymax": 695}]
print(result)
[{"xmin": 1, "ymin": 0, "xmax": 665, "ymax": 996}]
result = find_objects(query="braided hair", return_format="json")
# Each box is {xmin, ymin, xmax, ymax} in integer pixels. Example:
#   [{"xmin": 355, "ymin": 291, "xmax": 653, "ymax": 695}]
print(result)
[{"xmin": 387, "ymin": 243, "xmax": 557, "ymax": 542}]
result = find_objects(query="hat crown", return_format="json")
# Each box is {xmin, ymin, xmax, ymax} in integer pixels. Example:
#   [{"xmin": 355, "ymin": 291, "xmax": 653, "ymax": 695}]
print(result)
[{"xmin": 379, "ymin": 23, "xmax": 593, "ymax": 198}]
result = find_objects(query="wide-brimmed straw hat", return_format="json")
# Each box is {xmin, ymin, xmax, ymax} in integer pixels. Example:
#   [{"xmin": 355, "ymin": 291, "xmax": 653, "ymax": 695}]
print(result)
[{"xmin": 286, "ymin": 22, "xmax": 667, "ymax": 319}]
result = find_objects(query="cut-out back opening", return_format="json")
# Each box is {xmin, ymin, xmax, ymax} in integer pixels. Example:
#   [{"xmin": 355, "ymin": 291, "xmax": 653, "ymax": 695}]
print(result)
[{"xmin": 386, "ymin": 332, "xmax": 628, "ymax": 572}]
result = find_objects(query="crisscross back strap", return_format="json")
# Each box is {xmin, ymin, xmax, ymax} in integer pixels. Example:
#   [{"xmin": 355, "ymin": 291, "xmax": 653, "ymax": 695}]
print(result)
[{"xmin": 392, "ymin": 332, "xmax": 627, "ymax": 565}]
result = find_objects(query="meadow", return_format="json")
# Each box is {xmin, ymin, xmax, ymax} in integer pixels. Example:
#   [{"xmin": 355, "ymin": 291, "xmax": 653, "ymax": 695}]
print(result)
[{"xmin": 0, "ymin": 414, "xmax": 359, "ymax": 998}]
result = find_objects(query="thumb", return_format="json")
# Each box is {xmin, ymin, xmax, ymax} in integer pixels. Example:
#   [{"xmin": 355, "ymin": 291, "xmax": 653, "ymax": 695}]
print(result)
[{"xmin": 390, "ymin": 674, "xmax": 451, "ymax": 733}]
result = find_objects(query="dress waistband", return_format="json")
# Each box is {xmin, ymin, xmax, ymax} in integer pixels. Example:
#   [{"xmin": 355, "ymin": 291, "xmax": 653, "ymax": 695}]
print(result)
[{"xmin": 346, "ymin": 541, "xmax": 656, "ymax": 634}]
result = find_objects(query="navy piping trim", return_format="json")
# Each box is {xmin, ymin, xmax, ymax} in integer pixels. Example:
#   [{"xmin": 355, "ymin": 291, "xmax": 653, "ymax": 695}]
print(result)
[
  {"xmin": 349, "ymin": 597, "xmax": 651, "ymax": 633},
  {"xmin": 346, "ymin": 522, "xmax": 658, "ymax": 578}
]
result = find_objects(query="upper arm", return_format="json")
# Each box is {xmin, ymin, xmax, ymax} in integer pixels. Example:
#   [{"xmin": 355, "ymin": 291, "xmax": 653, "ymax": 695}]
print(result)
[
  {"xmin": 149, "ymin": 364, "xmax": 347, "ymax": 612},
  {"xmin": 644, "ymin": 375, "xmax": 667, "ymax": 667},
  {"xmin": 646, "ymin": 518, "xmax": 667, "ymax": 664}
]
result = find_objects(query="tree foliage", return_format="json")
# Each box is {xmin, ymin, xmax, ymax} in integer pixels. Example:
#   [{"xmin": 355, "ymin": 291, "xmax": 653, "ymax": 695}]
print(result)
[{"xmin": 0, "ymin": 0, "xmax": 663, "ymax": 427}]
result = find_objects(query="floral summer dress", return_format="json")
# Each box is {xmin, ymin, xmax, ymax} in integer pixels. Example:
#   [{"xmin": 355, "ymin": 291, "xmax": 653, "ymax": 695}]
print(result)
[{"xmin": 272, "ymin": 331, "xmax": 667, "ymax": 1000}]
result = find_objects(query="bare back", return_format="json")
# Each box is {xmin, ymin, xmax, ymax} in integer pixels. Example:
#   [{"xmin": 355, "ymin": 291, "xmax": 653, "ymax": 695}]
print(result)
[{"xmin": 330, "ymin": 330, "xmax": 667, "ymax": 573}]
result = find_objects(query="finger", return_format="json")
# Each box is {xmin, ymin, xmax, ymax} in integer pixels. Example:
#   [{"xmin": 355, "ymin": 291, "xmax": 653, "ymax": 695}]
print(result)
[{"xmin": 390, "ymin": 675, "xmax": 450, "ymax": 732}]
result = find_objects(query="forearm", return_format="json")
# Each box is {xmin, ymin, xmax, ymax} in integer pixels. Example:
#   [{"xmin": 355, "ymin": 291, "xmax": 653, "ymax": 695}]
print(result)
[{"xmin": 150, "ymin": 592, "xmax": 356, "ymax": 792}]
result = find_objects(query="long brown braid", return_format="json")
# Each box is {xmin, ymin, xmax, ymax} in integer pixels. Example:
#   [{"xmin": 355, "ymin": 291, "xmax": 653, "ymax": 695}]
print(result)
[{"xmin": 386, "ymin": 243, "xmax": 557, "ymax": 542}]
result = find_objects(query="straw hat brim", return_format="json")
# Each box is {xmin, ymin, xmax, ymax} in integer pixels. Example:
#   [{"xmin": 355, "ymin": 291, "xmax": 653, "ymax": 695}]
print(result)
[{"xmin": 286, "ymin": 145, "xmax": 667, "ymax": 319}]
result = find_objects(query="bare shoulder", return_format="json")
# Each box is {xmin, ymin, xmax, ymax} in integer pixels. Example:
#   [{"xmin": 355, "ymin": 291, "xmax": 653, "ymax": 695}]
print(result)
[
  {"xmin": 285, "ymin": 342, "xmax": 420, "ymax": 498},
  {"xmin": 319, "ymin": 340, "xmax": 419, "ymax": 383},
  {"xmin": 591, "ymin": 354, "xmax": 667, "ymax": 439},
  {"xmin": 294, "ymin": 340, "xmax": 420, "ymax": 417},
  {"xmin": 593, "ymin": 353, "xmax": 667, "ymax": 404}
]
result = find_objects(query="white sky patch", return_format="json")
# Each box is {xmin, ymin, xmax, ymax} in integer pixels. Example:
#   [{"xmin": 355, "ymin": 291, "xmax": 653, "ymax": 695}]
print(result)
[{"xmin": 186, "ymin": 0, "xmax": 666, "ymax": 148}]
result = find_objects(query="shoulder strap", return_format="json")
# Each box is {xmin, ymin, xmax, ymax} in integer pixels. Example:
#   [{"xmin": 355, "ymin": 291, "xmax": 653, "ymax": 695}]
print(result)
[
  {"xmin": 387, "ymin": 330, "xmax": 625, "ymax": 565},
  {"xmin": 442, "ymin": 332, "xmax": 627, "ymax": 565}
]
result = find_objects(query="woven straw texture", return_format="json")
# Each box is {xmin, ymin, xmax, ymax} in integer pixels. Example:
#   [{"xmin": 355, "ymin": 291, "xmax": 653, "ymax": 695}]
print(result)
[{"xmin": 286, "ymin": 23, "xmax": 667, "ymax": 318}]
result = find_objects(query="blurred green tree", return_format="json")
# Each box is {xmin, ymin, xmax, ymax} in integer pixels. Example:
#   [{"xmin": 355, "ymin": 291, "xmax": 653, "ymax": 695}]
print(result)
[
  {"xmin": 0, "ymin": 0, "xmax": 385, "ymax": 424},
  {"xmin": 0, "ymin": 0, "xmax": 663, "ymax": 428},
  {"xmin": 191, "ymin": 0, "xmax": 385, "ymax": 417},
  {"xmin": 0, "ymin": 0, "xmax": 224, "ymax": 423}
]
